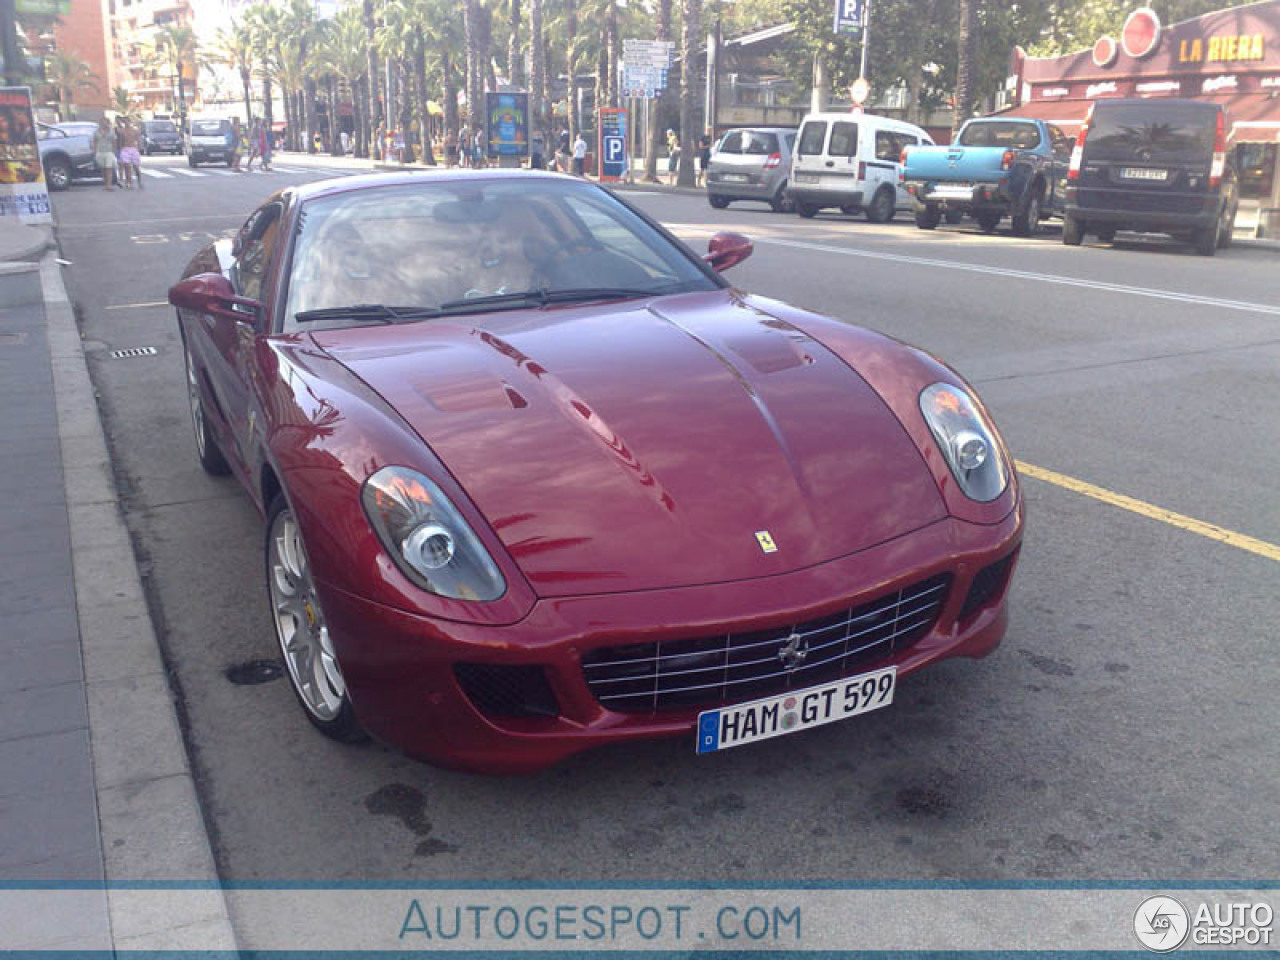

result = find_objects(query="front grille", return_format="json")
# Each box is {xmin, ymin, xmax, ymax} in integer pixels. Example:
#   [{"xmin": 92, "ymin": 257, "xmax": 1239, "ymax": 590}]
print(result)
[
  {"xmin": 583, "ymin": 574, "xmax": 950, "ymax": 714},
  {"xmin": 454, "ymin": 663, "xmax": 559, "ymax": 719}
]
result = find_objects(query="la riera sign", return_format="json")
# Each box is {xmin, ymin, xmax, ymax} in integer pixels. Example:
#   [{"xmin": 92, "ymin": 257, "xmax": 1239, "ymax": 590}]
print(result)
[{"xmin": 1178, "ymin": 33, "xmax": 1265, "ymax": 63}]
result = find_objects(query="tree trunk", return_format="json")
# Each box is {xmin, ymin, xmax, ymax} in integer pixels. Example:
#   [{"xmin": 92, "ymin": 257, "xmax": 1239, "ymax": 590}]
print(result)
[
  {"xmin": 564, "ymin": 0, "xmax": 577, "ymax": 143},
  {"xmin": 241, "ymin": 67, "xmax": 254, "ymax": 123},
  {"xmin": 329, "ymin": 76, "xmax": 343, "ymax": 155},
  {"xmin": 354, "ymin": 76, "xmax": 367, "ymax": 158},
  {"xmin": 530, "ymin": 0, "xmax": 546, "ymax": 140},
  {"xmin": 262, "ymin": 75, "xmax": 274, "ymax": 144},
  {"xmin": 414, "ymin": 29, "xmax": 436, "ymax": 164},
  {"xmin": 443, "ymin": 52, "xmax": 460, "ymax": 145},
  {"xmin": 643, "ymin": 0, "xmax": 672, "ymax": 181},
  {"xmin": 464, "ymin": 0, "xmax": 482, "ymax": 128},
  {"xmin": 481, "ymin": 5, "xmax": 497, "ymax": 93},
  {"xmin": 677, "ymin": 0, "xmax": 700, "ymax": 187},
  {"xmin": 507, "ymin": 0, "xmax": 523, "ymax": 87},
  {"xmin": 606, "ymin": 0, "xmax": 618, "ymax": 108},
  {"xmin": 594, "ymin": 43, "xmax": 606, "ymax": 133},
  {"xmin": 282, "ymin": 87, "xmax": 295, "ymax": 151},
  {"xmin": 363, "ymin": 0, "xmax": 381, "ymax": 155},
  {"xmin": 305, "ymin": 78, "xmax": 319, "ymax": 152},
  {"xmin": 953, "ymin": 0, "xmax": 976, "ymax": 137},
  {"xmin": 398, "ymin": 59, "xmax": 413, "ymax": 158}
]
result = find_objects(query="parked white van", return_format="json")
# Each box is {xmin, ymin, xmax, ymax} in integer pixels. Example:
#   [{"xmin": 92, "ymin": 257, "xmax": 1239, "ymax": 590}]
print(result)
[{"xmin": 789, "ymin": 112, "xmax": 934, "ymax": 221}]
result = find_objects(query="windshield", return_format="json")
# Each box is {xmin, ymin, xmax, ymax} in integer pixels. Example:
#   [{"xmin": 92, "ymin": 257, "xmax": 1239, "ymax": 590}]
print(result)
[
  {"xmin": 146, "ymin": 121, "xmax": 177, "ymax": 134},
  {"xmin": 1085, "ymin": 104, "xmax": 1216, "ymax": 164},
  {"xmin": 957, "ymin": 121, "xmax": 1041, "ymax": 149},
  {"xmin": 191, "ymin": 120, "xmax": 228, "ymax": 136},
  {"xmin": 283, "ymin": 178, "xmax": 720, "ymax": 328}
]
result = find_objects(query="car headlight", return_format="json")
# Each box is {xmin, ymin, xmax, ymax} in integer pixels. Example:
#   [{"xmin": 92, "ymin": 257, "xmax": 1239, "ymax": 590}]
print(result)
[
  {"xmin": 361, "ymin": 466, "xmax": 506, "ymax": 601},
  {"xmin": 918, "ymin": 382, "xmax": 1008, "ymax": 502}
]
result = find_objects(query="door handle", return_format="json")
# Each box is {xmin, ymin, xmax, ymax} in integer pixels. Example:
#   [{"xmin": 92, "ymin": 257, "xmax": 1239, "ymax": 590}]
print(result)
[{"xmin": 825, "ymin": 161, "xmax": 834, "ymax": 168}]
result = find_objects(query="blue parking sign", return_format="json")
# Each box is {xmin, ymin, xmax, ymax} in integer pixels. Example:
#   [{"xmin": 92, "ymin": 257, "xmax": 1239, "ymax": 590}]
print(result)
[{"xmin": 599, "ymin": 108, "xmax": 628, "ymax": 181}]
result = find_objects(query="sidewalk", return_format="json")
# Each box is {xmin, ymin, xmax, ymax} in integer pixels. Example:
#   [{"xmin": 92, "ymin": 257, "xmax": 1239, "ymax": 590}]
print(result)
[{"xmin": 0, "ymin": 228, "xmax": 235, "ymax": 952}]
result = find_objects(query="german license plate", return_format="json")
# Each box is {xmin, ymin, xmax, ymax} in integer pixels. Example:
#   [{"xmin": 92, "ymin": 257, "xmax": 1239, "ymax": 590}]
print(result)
[
  {"xmin": 795, "ymin": 173, "xmax": 820, "ymax": 184},
  {"xmin": 696, "ymin": 667, "xmax": 896, "ymax": 754},
  {"xmin": 722, "ymin": 173, "xmax": 749, "ymax": 183},
  {"xmin": 1122, "ymin": 167, "xmax": 1168, "ymax": 181}
]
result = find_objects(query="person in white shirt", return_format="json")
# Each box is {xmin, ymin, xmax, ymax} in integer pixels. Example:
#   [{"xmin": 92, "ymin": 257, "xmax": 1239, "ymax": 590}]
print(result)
[{"xmin": 572, "ymin": 133, "xmax": 587, "ymax": 176}]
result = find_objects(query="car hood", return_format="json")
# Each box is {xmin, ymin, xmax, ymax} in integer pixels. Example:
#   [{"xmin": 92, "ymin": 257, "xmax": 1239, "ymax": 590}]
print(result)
[{"xmin": 310, "ymin": 290, "xmax": 945, "ymax": 597}]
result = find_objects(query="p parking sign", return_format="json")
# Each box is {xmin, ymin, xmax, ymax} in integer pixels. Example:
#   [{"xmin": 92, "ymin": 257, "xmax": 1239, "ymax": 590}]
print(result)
[{"xmin": 598, "ymin": 108, "xmax": 628, "ymax": 182}]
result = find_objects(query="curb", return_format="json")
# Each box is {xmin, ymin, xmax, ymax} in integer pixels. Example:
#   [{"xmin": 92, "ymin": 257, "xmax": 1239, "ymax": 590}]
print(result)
[{"xmin": 37, "ymin": 252, "xmax": 238, "ymax": 952}]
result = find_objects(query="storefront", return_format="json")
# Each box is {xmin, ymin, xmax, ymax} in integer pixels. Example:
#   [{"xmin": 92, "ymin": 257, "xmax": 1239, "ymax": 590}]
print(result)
[{"xmin": 998, "ymin": 1, "xmax": 1280, "ymax": 235}]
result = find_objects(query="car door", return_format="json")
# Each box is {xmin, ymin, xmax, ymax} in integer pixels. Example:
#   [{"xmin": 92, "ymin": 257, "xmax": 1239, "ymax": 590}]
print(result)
[
  {"xmin": 1046, "ymin": 124, "xmax": 1072, "ymax": 210},
  {"xmin": 792, "ymin": 119, "xmax": 828, "ymax": 185},
  {"xmin": 826, "ymin": 120, "xmax": 859, "ymax": 190},
  {"xmin": 199, "ymin": 200, "xmax": 285, "ymax": 477}
]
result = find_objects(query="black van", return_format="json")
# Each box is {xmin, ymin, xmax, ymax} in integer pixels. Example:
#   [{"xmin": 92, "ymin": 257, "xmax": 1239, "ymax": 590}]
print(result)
[{"xmin": 1063, "ymin": 98, "xmax": 1238, "ymax": 256}]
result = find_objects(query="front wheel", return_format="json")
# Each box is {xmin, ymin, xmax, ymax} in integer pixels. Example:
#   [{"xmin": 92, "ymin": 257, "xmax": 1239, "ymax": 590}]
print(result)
[
  {"xmin": 796, "ymin": 202, "xmax": 818, "ymax": 219},
  {"xmin": 266, "ymin": 496, "xmax": 364, "ymax": 742},
  {"xmin": 43, "ymin": 156, "xmax": 72, "ymax": 191},
  {"xmin": 708, "ymin": 194, "xmax": 730, "ymax": 209},
  {"xmin": 914, "ymin": 206, "xmax": 941, "ymax": 230},
  {"xmin": 865, "ymin": 187, "xmax": 894, "ymax": 223},
  {"xmin": 769, "ymin": 183, "xmax": 794, "ymax": 213},
  {"xmin": 1193, "ymin": 225, "xmax": 1218, "ymax": 256},
  {"xmin": 1217, "ymin": 203, "xmax": 1236, "ymax": 249},
  {"xmin": 1012, "ymin": 188, "xmax": 1042, "ymax": 236},
  {"xmin": 1062, "ymin": 214, "xmax": 1084, "ymax": 246}
]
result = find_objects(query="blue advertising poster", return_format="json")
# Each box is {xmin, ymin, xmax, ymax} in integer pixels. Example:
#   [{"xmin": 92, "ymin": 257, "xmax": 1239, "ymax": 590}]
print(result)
[
  {"xmin": 486, "ymin": 92, "xmax": 529, "ymax": 158},
  {"xmin": 598, "ymin": 108, "xmax": 628, "ymax": 182}
]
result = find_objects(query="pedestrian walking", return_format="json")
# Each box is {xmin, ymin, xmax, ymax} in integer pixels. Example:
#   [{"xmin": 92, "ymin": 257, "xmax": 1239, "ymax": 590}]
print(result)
[
  {"xmin": 92, "ymin": 117, "xmax": 118, "ymax": 191},
  {"xmin": 697, "ymin": 133, "xmax": 712, "ymax": 187},
  {"xmin": 556, "ymin": 128, "xmax": 570, "ymax": 172},
  {"xmin": 572, "ymin": 131, "xmax": 587, "ymax": 177},
  {"xmin": 666, "ymin": 129, "xmax": 681, "ymax": 185},
  {"xmin": 118, "ymin": 117, "xmax": 143, "ymax": 190},
  {"xmin": 245, "ymin": 119, "xmax": 261, "ymax": 171},
  {"xmin": 340, "ymin": 129, "xmax": 350, "ymax": 155},
  {"xmin": 229, "ymin": 117, "xmax": 244, "ymax": 171},
  {"xmin": 472, "ymin": 128, "xmax": 485, "ymax": 168},
  {"xmin": 530, "ymin": 133, "xmax": 546, "ymax": 170},
  {"xmin": 113, "ymin": 117, "xmax": 132, "ymax": 189}
]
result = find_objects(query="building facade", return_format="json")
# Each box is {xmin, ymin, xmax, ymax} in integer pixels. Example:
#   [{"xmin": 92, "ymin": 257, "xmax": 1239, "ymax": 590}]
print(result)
[
  {"xmin": 108, "ymin": 0, "xmax": 198, "ymax": 116},
  {"xmin": 1000, "ymin": 0, "xmax": 1280, "ymax": 234}
]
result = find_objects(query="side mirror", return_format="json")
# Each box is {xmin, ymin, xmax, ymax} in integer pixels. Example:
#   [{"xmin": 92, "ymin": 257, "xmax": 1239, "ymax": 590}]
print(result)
[
  {"xmin": 169, "ymin": 272, "xmax": 262, "ymax": 327},
  {"xmin": 704, "ymin": 231, "xmax": 753, "ymax": 273}
]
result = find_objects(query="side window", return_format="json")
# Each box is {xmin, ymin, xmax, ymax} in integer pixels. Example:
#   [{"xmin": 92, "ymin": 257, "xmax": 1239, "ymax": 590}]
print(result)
[
  {"xmin": 828, "ymin": 122, "xmax": 858, "ymax": 158},
  {"xmin": 717, "ymin": 131, "xmax": 743, "ymax": 154},
  {"xmin": 231, "ymin": 201, "xmax": 285, "ymax": 304},
  {"xmin": 797, "ymin": 121, "xmax": 827, "ymax": 156},
  {"xmin": 875, "ymin": 130, "xmax": 901, "ymax": 162}
]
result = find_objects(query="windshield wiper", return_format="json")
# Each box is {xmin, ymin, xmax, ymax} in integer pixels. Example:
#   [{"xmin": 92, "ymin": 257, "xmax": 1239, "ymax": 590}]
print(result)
[
  {"xmin": 294, "ymin": 304, "xmax": 442, "ymax": 324},
  {"xmin": 437, "ymin": 287, "xmax": 662, "ymax": 313}
]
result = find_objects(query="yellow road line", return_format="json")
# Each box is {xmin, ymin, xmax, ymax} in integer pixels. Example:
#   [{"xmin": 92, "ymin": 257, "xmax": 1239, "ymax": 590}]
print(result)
[{"xmin": 1016, "ymin": 460, "xmax": 1280, "ymax": 564}]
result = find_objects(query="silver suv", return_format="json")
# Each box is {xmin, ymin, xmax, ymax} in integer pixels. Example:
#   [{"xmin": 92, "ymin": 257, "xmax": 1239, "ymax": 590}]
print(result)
[{"xmin": 706, "ymin": 127, "xmax": 797, "ymax": 212}]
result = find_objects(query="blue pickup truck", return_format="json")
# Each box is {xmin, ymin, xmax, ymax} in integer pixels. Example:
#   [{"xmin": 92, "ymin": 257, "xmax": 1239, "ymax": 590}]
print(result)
[{"xmin": 902, "ymin": 118, "xmax": 1073, "ymax": 235}]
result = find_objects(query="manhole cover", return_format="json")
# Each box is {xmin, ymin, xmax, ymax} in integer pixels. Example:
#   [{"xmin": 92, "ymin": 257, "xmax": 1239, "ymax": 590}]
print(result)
[
  {"xmin": 225, "ymin": 660, "xmax": 285, "ymax": 685},
  {"xmin": 110, "ymin": 347, "xmax": 159, "ymax": 359}
]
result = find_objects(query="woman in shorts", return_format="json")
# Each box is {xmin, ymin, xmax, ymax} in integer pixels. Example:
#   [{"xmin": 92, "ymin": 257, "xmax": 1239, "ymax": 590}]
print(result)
[
  {"xmin": 92, "ymin": 118, "xmax": 117, "ymax": 191},
  {"xmin": 117, "ymin": 117, "xmax": 143, "ymax": 189}
]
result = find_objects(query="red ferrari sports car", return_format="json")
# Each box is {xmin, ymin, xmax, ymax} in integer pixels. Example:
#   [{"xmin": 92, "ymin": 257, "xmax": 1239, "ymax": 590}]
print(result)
[{"xmin": 169, "ymin": 170, "xmax": 1022, "ymax": 774}]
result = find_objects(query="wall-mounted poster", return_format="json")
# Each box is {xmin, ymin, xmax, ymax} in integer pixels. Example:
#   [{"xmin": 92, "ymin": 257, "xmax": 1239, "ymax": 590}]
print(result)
[
  {"xmin": 0, "ymin": 88, "xmax": 51, "ymax": 224},
  {"xmin": 486, "ymin": 92, "xmax": 529, "ymax": 159}
]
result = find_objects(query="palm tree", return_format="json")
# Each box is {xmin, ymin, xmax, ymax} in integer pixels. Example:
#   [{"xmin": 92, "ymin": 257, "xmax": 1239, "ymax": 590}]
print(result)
[
  {"xmin": 111, "ymin": 85, "xmax": 138, "ymax": 118},
  {"xmin": 152, "ymin": 25, "xmax": 199, "ymax": 125},
  {"xmin": 953, "ymin": 0, "xmax": 976, "ymax": 136},
  {"xmin": 283, "ymin": 0, "xmax": 320, "ymax": 151},
  {"xmin": 363, "ymin": 0, "xmax": 382, "ymax": 156},
  {"xmin": 244, "ymin": 2, "xmax": 278, "ymax": 140},
  {"xmin": 529, "ymin": 0, "xmax": 546, "ymax": 142},
  {"xmin": 44, "ymin": 50, "xmax": 100, "ymax": 121},
  {"xmin": 677, "ymin": 0, "xmax": 700, "ymax": 187},
  {"xmin": 506, "ymin": 0, "xmax": 523, "ymax": 87},
  {"xmin": 317, "ymin": 4, "xmax": 370, "ymax": 157},
  {"xmin": 643, "ymin": 0, "xmax": 672, "ymax": 181},
  {"xmin": 213, "ymin": 19, "xmax": 256, "ymax": 124}
]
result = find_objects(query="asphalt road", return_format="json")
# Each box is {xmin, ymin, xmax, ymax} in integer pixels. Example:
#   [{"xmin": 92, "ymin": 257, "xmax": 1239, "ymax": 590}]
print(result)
[{"xmin": 51, "ymin": 155, "xmax": 1279, "ymax": 933}]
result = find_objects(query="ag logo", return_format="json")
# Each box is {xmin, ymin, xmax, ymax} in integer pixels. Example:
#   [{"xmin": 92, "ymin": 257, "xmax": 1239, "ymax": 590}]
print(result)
[
  {"xmin": 755, "ymin": 530, "xmax": 778, "ymax": 554},
  {"xmin": 1134, "ymin": 895, "xmax": 1190, "ymax": 952}
]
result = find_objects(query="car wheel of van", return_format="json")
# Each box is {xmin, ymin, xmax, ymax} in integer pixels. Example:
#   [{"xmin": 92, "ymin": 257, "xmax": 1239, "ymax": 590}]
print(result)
[
  {"xmin": 43, "ymin": 156, "xmax": 72, "ymax": 191},
  {"xmin": 266, "ymin": 495, "xmax": 365, "ymax": 743},
  {"xmin": 1193, "ymin": 225, "xmax": 1218, "ymax": 256},
  {"xmin": 976, "ymin": 212, "xmax": 1001, "ymax": 233},
  {"xmin": 1012, "ymin": 188, "xmax": 1042, "ymax": 236},
  {"xmin": 708, "ymin": 195, "xmax": 730, "ymax": 209},
  {"xmin": 914, "ymin": 206, "xmax": 940, "ymax": 230},
  {"xmin": 1095, "ymin": 228, "xmax": 1116, "ymax": 244},
  {"xmin": 1062, "ymin": 214, "xmax": 1084, "ymax": 246},
  {"xmin": 769, "ymin": 184, "xmax": 794, "ymax": 213},
  {"xmin": 865, "ymin": 187, "xmax": 895, "ymax": 223},
  {"xmin": 797, "ymin": 202, "xmax": 818, "ymax": 219},
  {"xmin": 183, "ymin": 337, "xmax": 231, "ymax": 477}
]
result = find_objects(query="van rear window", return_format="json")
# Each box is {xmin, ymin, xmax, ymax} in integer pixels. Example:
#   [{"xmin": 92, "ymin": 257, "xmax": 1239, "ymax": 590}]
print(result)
[
  {"xmin": 828, "ymin": 122, "xmax": 858, "ymax": 157},
  {"xmin": 797, "ymin": 121, "xmax": 827, "ymax": 156},
  {"xmin": 1085, "ymin": 104, "xmax": 1216, "ymax": 164},
  {"xmin": 192, "ymin": 120, "xmax": 228, "ymax": 135}
]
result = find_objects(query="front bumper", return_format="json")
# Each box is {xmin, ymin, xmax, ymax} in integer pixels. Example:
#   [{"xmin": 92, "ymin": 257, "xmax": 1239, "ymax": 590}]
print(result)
[{"xmin": 317, "ymin": 506, "xmax": 1023, "ymax": 774}]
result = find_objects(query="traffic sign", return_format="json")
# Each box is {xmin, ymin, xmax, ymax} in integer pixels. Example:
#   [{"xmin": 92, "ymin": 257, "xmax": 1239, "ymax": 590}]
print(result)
[{"xmin": 851, "ymin": 76, "xmax": 870, "ymax": 105}]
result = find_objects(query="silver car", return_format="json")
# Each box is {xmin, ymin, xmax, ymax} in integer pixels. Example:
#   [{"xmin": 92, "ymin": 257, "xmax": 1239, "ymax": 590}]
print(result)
[{"xmin": 706, "ymin": 127, "xmax": 797, "ymax": 212}]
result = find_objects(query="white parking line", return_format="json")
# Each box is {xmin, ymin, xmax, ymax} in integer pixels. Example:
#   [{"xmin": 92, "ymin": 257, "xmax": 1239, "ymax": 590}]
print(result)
[
  {"xmin": 142, "ymin": 169, "xmax": 173, "ymax": 179},
  {"xmin": 746, "ymin": 235, "xmax": 1280, "ymax": 319},
  {"xmin": 205, "ymin": 168, "xmax": 237, "ymax": 176},
  {"xmin": 168, "ymin": 168, "xmax": 208, "ymax": 177}
]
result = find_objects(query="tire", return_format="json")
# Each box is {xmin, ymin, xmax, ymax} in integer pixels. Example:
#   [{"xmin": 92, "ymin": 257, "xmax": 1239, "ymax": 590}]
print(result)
[
  {"xmin": 976, "ymin": 212, "xmax": 1001, "ymax": 233},
  {"xmin": 865, "ymin": 186, "xmax": 894, "ymax": 223},
  {"xmin": 708, "ymin": 194, "xmax": 730, "ymax": 209},
  {"xmin": 1062, "ymin": 214, "xmax": 1084, "ymax": 246},
  {"xmin": 43, "ymin": 156, "xmax": 72, "ymax": 191},
  {"xmin": 797, "ymin": 202, "xmax": 818, "ymax": 219},
  {"xmin": 1193, "ymin": 225, "xmax": 1218, "ymax": 256},
  {"xmin": 1095, "ymin": 228, "xmax": 1116, "ymax": 244},
  {"xmin": 1217, "ymin": 202, "xmax": 1236, "ymax": 249},
  {"xmin": 914, "ymin": 206, "xmax": 941, "ymax": 230},
  {"xmin": 769, "ymin": 183, "xmax": 794, "ymax": 213},
  {"xmin": 266, "ymin": 494, "xmax": 365, "ymax": 743},
  {"xmin": 1012, "ymin": 185, "xmax": 1042, "ymax": 236},
  {"xmin": 183, "ymin": 337, "xmax": 231, "ymax": 476}
]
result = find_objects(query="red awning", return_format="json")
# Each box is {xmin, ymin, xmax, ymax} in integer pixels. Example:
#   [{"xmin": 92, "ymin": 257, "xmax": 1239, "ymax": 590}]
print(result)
[{"xmin": 994, "ymin": 92, "xmax": 1280, "ymax": 141}]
